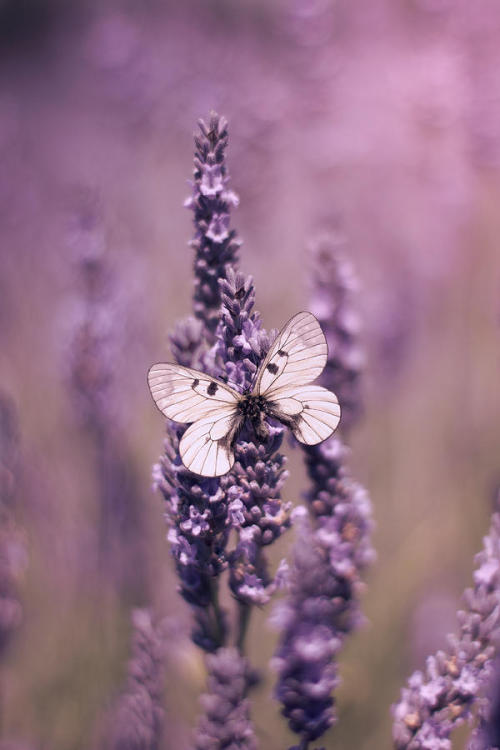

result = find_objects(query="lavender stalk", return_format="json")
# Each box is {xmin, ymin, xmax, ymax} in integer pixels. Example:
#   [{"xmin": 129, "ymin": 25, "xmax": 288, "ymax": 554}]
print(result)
[
  {"xmin": 0, "ymin": 394, "xmax": 25, "ymax": 655},
  {"xmin": 104, "ymin": 609, "xmax": 168, "ymax": 750},
  {"xmin": 194, "ymin": 648, "xmax": 257, "ymax": 750},
  {"xmin": 273, "ymin": 237, "xmax": 374, "ymax": 748},
  {"xmin": 184, "ymin": 113, "xmax": 241, "ymax": 343},
  {"xmin": 274, "ymin": 442, "xmax": 374, "ymax": 746},
  {"xmin": 466, "ymin": 657, "xmax": 500, "ymax": 750},
  {"xmin": 309, "ymin": 233, "xmax": 364, "ymax": 435},
  {"xmin": 154, "ymin": 115, "xmax": 243, "ymax": 651},
  {"xmin": 392, "ymin": 493, "xmax": 500, "ymax": 750},
  {"xmin": 66, "ymin": 192, "xmax": 148, "ymax": 598},
  {"xmin": 154, "ymin": 116, "xmax": 290, "ymax": 657},
  {"xmin": 153, "ymin": 114, "xmax": 302, "ymax": 749}
]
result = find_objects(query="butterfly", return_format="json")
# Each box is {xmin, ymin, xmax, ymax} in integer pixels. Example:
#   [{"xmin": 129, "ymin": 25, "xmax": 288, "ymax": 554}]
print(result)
[{"xmin": 148, "ymin": 311, "xmax": 341, "ymax": 477}]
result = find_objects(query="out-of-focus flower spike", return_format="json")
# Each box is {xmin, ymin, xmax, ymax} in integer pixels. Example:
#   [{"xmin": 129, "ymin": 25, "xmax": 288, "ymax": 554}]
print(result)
[
  {"xmin": 194, "ymin": 647, "xmax": 257, "ymax": 750},
  {"xmin": 65, "ymin": 189, "xmax": 149, "ymax": 598},
  {"xmin": 0, "ymin": 393, "xmax": 26, "ymax": 655},
  {"xmin": 65, "ymin": 194, "xmax": 115, "ymax": 436},
  {"xmin": 392, "ymin": 491, "xmax": 500, "ymax": 750},
  {"xmin": 308, "ymin": 232, "xmax": 364, "ymax": 435},
  {"xmin": 273, "ymin": 449, "xmax": 374, "ymax": 745},
  {"xmin": 466, "ymin": 657, "xmax": 500, "ymax": 750},
  {"xmin": 170, "ymin": 316, "xmax": 205, "ymax": 369},
  {"xmin": 274, "ymin": 231, "xmax": 374, "ymax": 747},
  {"xmin": 102, "ymin": 609, "xmax": 168, "ymax": 750}
]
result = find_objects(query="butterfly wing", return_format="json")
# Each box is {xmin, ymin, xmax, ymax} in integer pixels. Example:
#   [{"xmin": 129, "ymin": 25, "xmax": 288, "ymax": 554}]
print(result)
[
  {"xmin": 179, "ymin": 409, "xmax": 241, "ymax": 477},
  {"xmin": 253, "ymin": 312, "xmax": 327, "ymax": 397},
  {"xmin": 148, "ymin": 363, "xmax": 239, "ymax": 422},
  {"xmin": 148, "ymin": 364, "xmax": 242, "ymax": 477},
  {"xmin": 266, "ymin": 384, "xmax": 341, "ymax": 445},
  {"xmin": 253, "ymin": 312, "xmax": 341, "ymax": 443}
]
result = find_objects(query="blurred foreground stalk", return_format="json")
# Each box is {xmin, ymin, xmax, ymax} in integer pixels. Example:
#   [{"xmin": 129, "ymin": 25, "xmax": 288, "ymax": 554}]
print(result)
[
  {"xmin": 393, "ymin": 490, "xmax": 500, "ymax": 749},
  {"xmin": 0, "ymin": 394, "xmax": 28, "ymax": 743},
  {"xmin": 66, "ymin": 192, "xmax": 149, "ymax": 601}
]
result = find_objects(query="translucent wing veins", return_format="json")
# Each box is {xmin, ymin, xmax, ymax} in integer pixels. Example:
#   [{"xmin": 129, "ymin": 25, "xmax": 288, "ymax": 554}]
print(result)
[{"xmin": 253, "ymin": 311, "xmax": 328, "ymax": 395}]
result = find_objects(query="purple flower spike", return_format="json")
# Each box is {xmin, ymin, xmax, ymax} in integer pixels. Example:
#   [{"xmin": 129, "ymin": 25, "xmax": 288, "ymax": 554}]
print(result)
[
  {"xmin": 154, "ymin": 433, "xmax": 230, "ymax": 650},
  {"xmin": 274, "ymin": 240, "xmax": 373, "ymax": 748},
  {"xmin": 155, "ymin": 116, "xmax": 290, "ymax": 654},
  {"xmin": 0, "ymin": 394, "xmax": 26, "ymax": 655},
  {"xmin": 466, "ymin": 657, "xmax": 500, "ymax": 750},
  {"xmin": 208, "ymin": 269, "xmax": 291, "ymax": 610},
  {"xmin": 309, "ymin": 233, "xmax": 364, "ymax": 434},
  {"xmin": 392, "ymin": 494, "xmax": 500, "ymax": 750},
  {"xmin": 185, "ymin": 113, "xmax": 241, "ymax": 340},
  {"xmin": 194, "ymin": 648, "xmax": 257, "ymax": 750},
  {"xmin": 65, "ymin": 192, "xmax": 148, "ymax": 597},
  {"xmin": 273, "ymin": 448, "xmax": 374, "ymax": 745},
  {"xmin": 106, "ymin": 609, "xmax": 168, "ymax": 750},
  {"xmin": 156, "ymin": 117, "xmax": 244, "ymax": 651}
]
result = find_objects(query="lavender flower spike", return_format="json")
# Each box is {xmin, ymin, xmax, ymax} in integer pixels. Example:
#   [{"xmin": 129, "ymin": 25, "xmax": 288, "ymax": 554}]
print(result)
[
  {"xmin": 308, "ymin": 232, "xmax": 364, "ymax": 434},
  {"xmin": 155, "ymin": 119, "xmax": 289, "ymax": 653},
  {"xmin": 273, "ymin": 445, "xmax": 374, "ymax": 746},
  {"xmin": 393, "ymin": 492, "xmax": 500, "ymax": 750},
  {"xmin": 194, "ymin": 648, "xmax": 257, "ymax": 750},
  {"xmin": 211, "ymin": 270, "xmax": 291, "ymax": 610},
  {"xmin": 106, "ymin": 608, "xmax": 167, "ymax": 750},
  {"xmin": 184, "ymin": 112, "xmax": 240, "ymax": 342},
  {"xmin": 155, "ymin": 115, "xmax": 243, "ymax": 652},
  {"xmin": 274, "ymin": 243, "xmax": 373, "ymax": 748},
  {"xmin": 0, "ymin": 394, "xmax": 25, "ymax": 654},
  {"xmin": 466, "ymin": 656, "xmax": 500, "ymax": 750}
]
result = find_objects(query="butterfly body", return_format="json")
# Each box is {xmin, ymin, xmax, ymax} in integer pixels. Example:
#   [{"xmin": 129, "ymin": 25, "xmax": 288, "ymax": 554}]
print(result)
[
  {"xmin": 148, "ymin": 312, "xmax": 341, "ymax": 477},
  {"xmin": 236, "ymin": 393, "xmax": 271, "ymax": 441}
]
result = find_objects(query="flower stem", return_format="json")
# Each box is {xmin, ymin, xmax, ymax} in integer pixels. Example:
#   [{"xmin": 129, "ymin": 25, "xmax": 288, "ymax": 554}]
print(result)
[
  {"xmin": 209, "ymin": 578, "xmax": 226, "ymax": 648},
  {"xmin": 236, "ymin": 600, "xmax": 251, "ymax": 654}
]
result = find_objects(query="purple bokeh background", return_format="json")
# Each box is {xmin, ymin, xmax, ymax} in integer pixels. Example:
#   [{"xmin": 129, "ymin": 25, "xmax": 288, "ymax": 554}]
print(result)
[{"xmin": 1, "ymin": 1, "xmax": 500, "ymax": 748}]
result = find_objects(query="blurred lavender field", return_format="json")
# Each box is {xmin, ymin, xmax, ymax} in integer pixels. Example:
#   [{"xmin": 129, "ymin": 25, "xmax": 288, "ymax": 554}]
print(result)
[{"xmin": 1, "ymin": 1, "xmax": 500, "ymax": 748}]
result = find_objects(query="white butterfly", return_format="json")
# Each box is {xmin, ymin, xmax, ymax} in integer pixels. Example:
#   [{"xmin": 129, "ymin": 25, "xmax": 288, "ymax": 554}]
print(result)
[{"xmin": 148, "ymin": 311, "xmax": 341, "ymax": 478}]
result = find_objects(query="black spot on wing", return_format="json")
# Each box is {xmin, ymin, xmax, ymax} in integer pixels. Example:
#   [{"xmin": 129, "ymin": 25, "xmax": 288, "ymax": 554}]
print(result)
[
  {"xmin": 267, "ymin": 363, "xmax": 279, "ymax": 374},
  {"xmin": 207, "ymin": 381, "xmax": 218, "ymax": 396},
  {"xmin": 277, "ymin": 349, "xmax": 288, "ymax": 357},
  {"xmin": 192, "ymin": 379, "xmax": 199, "ymax": 390}
]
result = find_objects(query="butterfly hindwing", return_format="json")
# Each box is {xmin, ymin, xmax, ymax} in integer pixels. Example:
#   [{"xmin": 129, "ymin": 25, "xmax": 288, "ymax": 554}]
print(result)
[
  {"xmin": 254, "ymin": 312, "xmax": 328, "ymax": 397},
  {"xmin": 179, "ymin": 409, "xmax": 242, "ymax": 477},
  {"xmin": 148, "ymin": 363, "xmax": 239, "ymax": 423},
  {"xmin": 266, "ymin": 384, "xmax": 341, "ymax": 445}
]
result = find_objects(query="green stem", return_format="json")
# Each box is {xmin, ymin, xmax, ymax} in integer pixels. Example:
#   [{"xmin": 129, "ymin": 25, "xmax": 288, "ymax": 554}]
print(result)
[
  {"xmin": 235, "ymin": 600, "xmax": 251, "ymax": 653},
  {"xmin": 209, "ymin": 577, "xmax": 225, "ymax": 647}
]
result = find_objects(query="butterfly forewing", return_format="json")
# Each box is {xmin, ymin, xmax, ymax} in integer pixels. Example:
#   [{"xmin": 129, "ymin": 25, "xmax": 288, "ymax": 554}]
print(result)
[
  {"xmin": 148, "ymin": 364, "xmax": 239, "ymax": 422},
  {"xmin": 253, "ymin": 312, "xmax": 328, "ymax": 396},
  {"xmin": 267, "ymin": 384, "xmax": 341, "ymax": 445}
]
